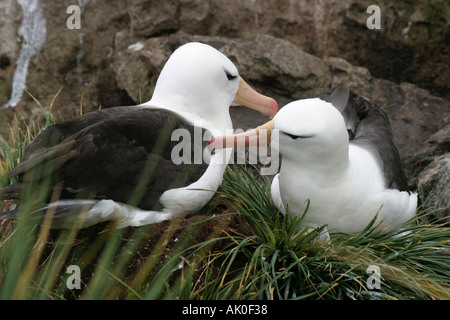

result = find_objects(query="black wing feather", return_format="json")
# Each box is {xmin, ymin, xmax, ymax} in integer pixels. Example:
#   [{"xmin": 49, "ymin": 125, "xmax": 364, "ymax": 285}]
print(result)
[
  {"xmin": 5, "ymin": 107, "xmax": 210, "ymax": 210},
  {"xmin": 20, "ymin": 106, "xmax": 142, "ymax": 161}
]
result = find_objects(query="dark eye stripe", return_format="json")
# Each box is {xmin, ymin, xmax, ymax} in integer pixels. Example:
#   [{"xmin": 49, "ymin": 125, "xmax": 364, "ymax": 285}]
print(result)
[
  {"xmin": 225, "ymin": 70, "xmax": 238, "ymax": 81},
  {"xmin": 284, "ymin": 132, "xmax": 313, "ymax": 140}
]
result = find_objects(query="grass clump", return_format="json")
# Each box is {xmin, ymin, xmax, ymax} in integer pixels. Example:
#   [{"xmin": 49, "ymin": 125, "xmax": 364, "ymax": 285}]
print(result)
[{"xmin": 179, "ymin": 165, "xmax": 450, "ymax": 300}]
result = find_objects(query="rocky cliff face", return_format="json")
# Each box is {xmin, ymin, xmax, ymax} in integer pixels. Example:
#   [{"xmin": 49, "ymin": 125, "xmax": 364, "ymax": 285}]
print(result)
[{"xmin": 0, "ymin": 0, "xmax": 448, "ymax": 220}]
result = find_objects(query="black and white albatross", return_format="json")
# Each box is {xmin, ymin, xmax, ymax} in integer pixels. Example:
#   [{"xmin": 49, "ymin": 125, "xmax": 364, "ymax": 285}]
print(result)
[
  {"xmin": 209, "ymin": 87, "xmax": 417, "ymax": 233},
  {"xmin": 1, "ymin": 42, "xmax": 278, "ymax": 229}
]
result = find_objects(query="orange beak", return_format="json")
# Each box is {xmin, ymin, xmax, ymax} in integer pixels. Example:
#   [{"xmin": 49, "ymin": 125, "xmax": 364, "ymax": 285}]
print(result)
[
  {"xmin": 208, "ymin": 120, "xmax": 274, "ymax": 151},
  {"xmin": 235, "ymin": 77, "xmax": 278, "ymax": 118}
]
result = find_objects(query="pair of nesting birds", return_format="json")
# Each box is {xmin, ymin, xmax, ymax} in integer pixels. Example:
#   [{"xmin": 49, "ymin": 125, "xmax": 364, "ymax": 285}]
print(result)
[
  {"xmin": 1, "ymin": 43, "xmax": 417, "ymax": 233},
  {"xmin": 1, "ymin": 43, "xmax": 277, "ymax": 229}
]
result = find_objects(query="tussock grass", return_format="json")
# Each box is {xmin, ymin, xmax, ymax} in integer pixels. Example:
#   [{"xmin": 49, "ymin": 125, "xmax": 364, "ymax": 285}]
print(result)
[
  {"xmin": 0, "ymin": 90, "xmax": 61, "ymax": 188},
  {"xmin": 184, "ymin": 165, "xmax": 450, "ymax": 300}
]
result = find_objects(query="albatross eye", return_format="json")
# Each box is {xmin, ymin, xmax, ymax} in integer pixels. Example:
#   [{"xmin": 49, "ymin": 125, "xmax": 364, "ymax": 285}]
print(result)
[
  {"xmin": 225, "ymin": 70, "xmax": 238, "ymax": 81},
  {"xmin": 284, "ymin": 132, "xmax": 313, "ymax": 140}
]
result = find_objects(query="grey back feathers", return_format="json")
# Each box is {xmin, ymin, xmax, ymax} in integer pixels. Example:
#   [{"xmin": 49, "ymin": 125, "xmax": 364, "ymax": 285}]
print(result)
[
  {"xmin": 319, "ymin": 86, "xmax": 358, "ymax": 139},
  {"xmin": 319, "ymin": 87, "xmax": 409, "ymax": 192}
]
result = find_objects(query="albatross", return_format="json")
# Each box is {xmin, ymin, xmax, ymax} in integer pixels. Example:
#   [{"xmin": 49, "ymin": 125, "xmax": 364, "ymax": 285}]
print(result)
[
  {"xmin": 209, "ymin": 87, "xmax": 417, "ymax": 233},
  {"xmin": 1, "ymin": 42, "xmax": 278, "ymax": 229}
]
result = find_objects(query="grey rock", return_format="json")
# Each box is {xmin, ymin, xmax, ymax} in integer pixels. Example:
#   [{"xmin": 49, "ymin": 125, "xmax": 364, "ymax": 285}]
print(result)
[
  {"xmin": 405, "ymin": 125, "xmax": 450, "ymax": 186},
  {"xmin": 125, "ymin": 0, "xmax": 449, "ymax": 98},
  {"xmin": 0, "ymin": 0, "xmax": 21, "ymax": 107},
  {"xmin": 112, "ymin": 32, "xmax": 332, "ymax": 129},
  {"xmin": 417, "ymin": 153, "xmax": 450, "ymax": 224},
  {"xmin": 326, "ymin": 57, "xmax": 450, "ymax": 161}
]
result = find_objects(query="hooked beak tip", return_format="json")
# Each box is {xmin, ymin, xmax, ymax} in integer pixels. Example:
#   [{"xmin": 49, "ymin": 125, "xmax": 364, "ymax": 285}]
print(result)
[
  {"xmin": 267, "ymin": 98, "xmax": 279, "ymax": 118},
  {"xmin": 235, "ymin": 77, "xmax": 279, "ymax": 118}
]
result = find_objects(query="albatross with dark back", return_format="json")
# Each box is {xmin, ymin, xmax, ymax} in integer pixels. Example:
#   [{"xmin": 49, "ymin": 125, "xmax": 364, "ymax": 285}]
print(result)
[{"xmin": 4, "ymin": 107, "xmax": 210, "ymax": 211}]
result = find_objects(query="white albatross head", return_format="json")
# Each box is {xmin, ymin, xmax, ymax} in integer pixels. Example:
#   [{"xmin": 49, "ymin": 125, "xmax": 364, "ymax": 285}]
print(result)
[
  {"xmin": 208, "ymin": 98, "xmax": 350, "ymax": 169},
  {"xmin": 271, "ymin": 99, "xmax": 349, "ymax": 165},
  {"xmin": 149, "ymin": 42, "xmax": 278, "ymax": 131}
]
